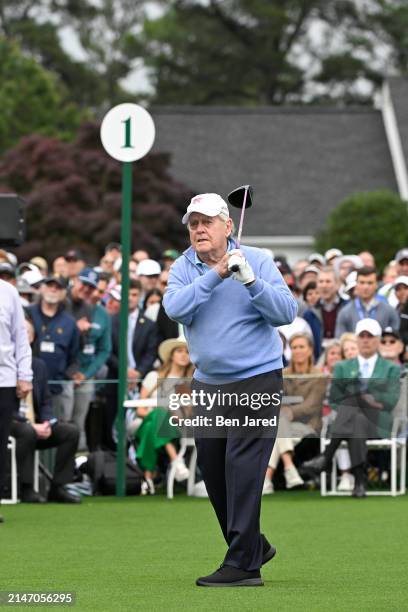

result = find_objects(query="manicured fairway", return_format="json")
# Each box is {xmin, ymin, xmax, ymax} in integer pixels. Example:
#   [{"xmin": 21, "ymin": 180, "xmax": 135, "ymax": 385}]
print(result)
[{"xmin": 1, "ymin": 491, "xmax": 406, "ymax": 611}]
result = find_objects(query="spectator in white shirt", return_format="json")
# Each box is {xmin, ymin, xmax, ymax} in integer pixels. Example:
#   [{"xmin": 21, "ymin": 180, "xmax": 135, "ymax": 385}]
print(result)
[{"xmin": 0, "ymin": 280, "xmax": 33, "ymax": 522}]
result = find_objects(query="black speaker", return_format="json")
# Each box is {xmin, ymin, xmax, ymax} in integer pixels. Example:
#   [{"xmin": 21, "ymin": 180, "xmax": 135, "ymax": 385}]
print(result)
[{"xmin": 0, "ymin": 194, "xmax": 26, "ymax": 246}]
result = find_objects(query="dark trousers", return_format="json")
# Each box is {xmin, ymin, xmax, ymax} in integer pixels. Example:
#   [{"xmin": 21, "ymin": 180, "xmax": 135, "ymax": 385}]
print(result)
[
  {"xmin": 193, "ymin": 370, "xmax": 282, "ymax": 572},
  {"xmin": 324, "ymin": 434, "xmax": 367, "ymax": 470},
  {"xmin": 0, "ymin": 388, "xmax": 19, "ymax": 495},
  {"xmin": 326, "ymin": 404, "xmax": 379, "ymax": 470},
  {"xmin": 10, "ymin": 421, "xmax": 79, "ymax": 487},
  {"xmin": 102, "ymin": 383, "xmax": 118, "ymax": 450}
]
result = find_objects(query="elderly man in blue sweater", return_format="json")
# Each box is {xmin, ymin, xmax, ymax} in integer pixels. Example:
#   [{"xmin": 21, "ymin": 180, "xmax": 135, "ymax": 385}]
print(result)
[{"xmin": 164, "ymin": 193, "xmax": 297, "ymax": 587}]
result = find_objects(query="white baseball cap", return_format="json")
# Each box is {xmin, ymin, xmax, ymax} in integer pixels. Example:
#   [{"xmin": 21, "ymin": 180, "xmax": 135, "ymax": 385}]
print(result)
[
  {"xmin": 324, "ymin": 248, "xmax": 343, "ymax": 262},
  {"xmin": 394, "ymin": 275, "xmax": 408, "ymax": 288},
  {"xmin": 137, "ymin": 259, "xmax": 161, "ymax": 276},
  {"xmin": 308, "ymin": 253, "xmax": 325, "ymax": 266},
  {"xmin": 355, "ymin": 318, "xmax": 382, "ymax": 337},
  {"xmin": 345, "ymin": 271, "xmax": 357, "ymax": 294},
  {"xmin": 21, "ymin": 269, "xmax": 44, "ymax": 287},
  {"xmin": 182, "ymin": 193, "xmax": 229, "ymax": 225},
  {"xmin": 109, "ymin": 285, "xmax": 121, "ymax": 301},
  {"xmin": 395, "ymin": 248, "xmax": 408, "ymax": 263}
]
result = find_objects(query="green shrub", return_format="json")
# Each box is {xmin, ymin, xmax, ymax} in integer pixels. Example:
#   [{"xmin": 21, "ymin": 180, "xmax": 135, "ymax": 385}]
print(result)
[{"xmin": 315, "ymin": 190, "xmax": 408, "ymax": 272}]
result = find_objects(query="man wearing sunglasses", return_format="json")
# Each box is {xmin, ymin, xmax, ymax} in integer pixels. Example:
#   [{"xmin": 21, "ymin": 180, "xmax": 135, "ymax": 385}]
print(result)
[{"xmin": 379, "ymin": 327, "xmax": 405, "ymax": 368}]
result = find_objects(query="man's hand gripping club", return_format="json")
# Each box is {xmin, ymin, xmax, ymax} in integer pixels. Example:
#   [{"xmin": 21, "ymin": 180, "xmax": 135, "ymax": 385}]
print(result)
[{"xmin": 227, "ymin": 249, "xmax": 255, "ymax": 285}]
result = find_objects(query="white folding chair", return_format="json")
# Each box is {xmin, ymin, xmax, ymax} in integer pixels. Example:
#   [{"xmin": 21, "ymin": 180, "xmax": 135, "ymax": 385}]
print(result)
[
  {"xmin": 33, "ymin": 450, "xmax": 40, "ymax": 493},
  {"xmin": 124, "ymin": 398, "xmax": 197, "ymax": 498},
  {"xmin": 1, "ymin": 437, "xmax": 18, "ymax": 504},
  {"xmin": 1, "ymin": 437, "xmax": 42, "ymax": 504},
  {"xmin": 166, "ymin": 436, "xmax": 197, "ymax": 500}
]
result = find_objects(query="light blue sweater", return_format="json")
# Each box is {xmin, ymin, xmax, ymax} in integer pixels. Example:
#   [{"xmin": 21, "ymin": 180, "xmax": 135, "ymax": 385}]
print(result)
[{"xmin": 163, "ymin": 241, "xmax": 298, "ymax": 383}]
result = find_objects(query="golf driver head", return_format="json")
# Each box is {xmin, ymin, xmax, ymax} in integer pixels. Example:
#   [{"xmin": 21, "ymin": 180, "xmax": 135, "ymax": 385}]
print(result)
[
  {"xmin": 227, "ymin": 185, "xmax": 254, "ymax": 209},
  {"xmin": 227, "ymin": 184, "xmax": 254, "ymax": 271}
]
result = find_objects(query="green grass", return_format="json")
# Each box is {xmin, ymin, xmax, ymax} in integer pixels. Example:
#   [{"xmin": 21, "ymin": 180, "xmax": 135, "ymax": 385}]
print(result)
[{"xmin": 1, "ymin": 491, "xmax": 407, "ymax": 611}]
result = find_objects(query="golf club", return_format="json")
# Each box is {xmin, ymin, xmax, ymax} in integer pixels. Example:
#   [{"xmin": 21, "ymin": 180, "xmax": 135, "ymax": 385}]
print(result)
[{"xmin": 227, "ymin": 184, "xmax": 254, "ymax": 271}]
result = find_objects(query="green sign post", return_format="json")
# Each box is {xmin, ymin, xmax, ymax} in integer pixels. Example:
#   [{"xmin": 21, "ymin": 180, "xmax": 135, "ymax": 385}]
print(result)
[{"xmin": 100, "ymin": 104, "xmax": 155, "ymax": 496}]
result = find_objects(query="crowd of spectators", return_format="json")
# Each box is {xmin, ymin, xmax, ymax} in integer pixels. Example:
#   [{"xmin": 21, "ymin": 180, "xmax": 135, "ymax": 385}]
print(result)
[{"xmin": 1, "ymin": 243, "xmax": 407, "ymax": 501}]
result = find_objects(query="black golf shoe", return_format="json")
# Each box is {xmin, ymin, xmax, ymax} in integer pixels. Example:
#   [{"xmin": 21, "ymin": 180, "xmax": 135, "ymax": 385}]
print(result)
[
  {"xmin": 261, "ymin": 534, "xmax": 277, "ymax": 566},
  {"xmin": 48, "ymin": 485, "xmax": 81, "ymax": 504},
  {"xmin": 301, "ymin": 454, "xmax": 327, "ymax": 475},
  {"xmin": 196, "ymin": 565, "xmax": 263, "ymax": 587},
  {"xmin": 351, "ymin": 482, "xmax": 367, "ymax": 498}
]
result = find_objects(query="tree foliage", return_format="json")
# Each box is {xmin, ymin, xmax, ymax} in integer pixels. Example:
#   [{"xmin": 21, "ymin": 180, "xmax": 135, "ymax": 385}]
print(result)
[
  {"xmin": 0, "ymin": 37, "xmax": 85, "ymax": 153},
  {"xmin": 1, "ymin": 0, "xmax": 407, "ymax": 108},
  {"xmin": 0, "ymin": 123, "xmax": 193, "ymax": 262},
  {"xmin": 141, "ymin": 0, "xmax": 408, "ymax": 105},
  {"xmin": 315, "ymin": 190, "xmax": 408, "ymax": 271},
  {"xmin": 0, "ymin": 0, "xmax": 146, "ymax": 110},
  {"xmin": 371, "ymin": 0, "xmax": 408, "ymax": 75}
]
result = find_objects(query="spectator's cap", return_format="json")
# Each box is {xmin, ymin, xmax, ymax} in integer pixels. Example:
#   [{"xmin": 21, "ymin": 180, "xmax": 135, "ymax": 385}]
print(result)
[
  {"xmin": 78, "ymin": 267, "xmax": 99, "ymax": 288},
  {"xmin": 17, "ymin": 262, "xmax": 38, "ymax": 275},
  {"xmin": 0, "ymin": 249, "xmax": 12, "ymax": 263},
  {"xmin": 16, "ymin": 277, "xmax": 35, "ymax": 295},
  {"xmin": 105, "ymin": 242, "xmax": 121, "ymax": 253},
  {"xmin": 393, "ymin": 275, "xmax": 408, "ymax": 289},
  {"xmin": 137, "ymin": 259, "xmax": 161, "ymax": 276},
  {"xmin": 6, "ymin": 252, "xmax": 17, "ymax": 267},
  {"xmin": 334, "ymin": 255, "xmax": 363, "ymax": 273},
  {"xmin": 308, "ymin": 253, "xmax": 325, "ymax": 266},
  {"xmin": 182, "ymin": 193, "xmax": 229, "ymax": 225},
  {"xmin": 345, "ymin": 271, "xmax": 357, "ymax": 294},
  {"xmin": 0, "ymin": 262, "xmax": 16, "ymax": 277},
  {"xmin": 300, "ymin": 265, "xmax": 320, "ymax": 278},
  {"xmin": 355, "ymin": 318, "xmax": 382, "ymax": 337},
  {"xmin": 65, "ymin": 248, "xmax": 84, "ymax": 261},
  {"xmin": 43, "ymin": 275, "xmax": 68, "ymax": 289},
  {"xmin": 158, "ymin": 335, "xmax": 188, "ymax": 363},
  {"xmin": 109, "ymin": 285, "xmax": 121, "ymax": 301},
  {"xmin": 162, "ymin": 249, "xmax": 180, "ymax": 261},
  {"xmin": 325, "ymin": 248, "xmax": 343, "ymax": 262},
  {"xmin": 395, "ymin": 248, "xmax": 408, "ymax": 263},
  {"xmin": 30, "ymin": 256, "xmax": 48, "ymax": 270},
  {"xmin": 21, "ymin": 269, "xmax": 44, "ymax": 287},
  {"xmin": 382, "ymin": 326, "xmax": 401, "ymax": 341}
]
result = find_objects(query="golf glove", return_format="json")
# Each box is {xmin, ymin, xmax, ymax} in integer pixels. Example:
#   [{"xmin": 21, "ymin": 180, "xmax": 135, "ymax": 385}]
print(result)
[{"xmin": 228, "ymin": 250, "xmax": 255, "ymax": 285}]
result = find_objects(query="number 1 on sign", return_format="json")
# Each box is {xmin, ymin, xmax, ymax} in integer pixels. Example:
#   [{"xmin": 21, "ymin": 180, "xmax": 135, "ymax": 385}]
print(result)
[{"xmin": 122, "ymin": 117, "xmax": 134, "ymax": 148}]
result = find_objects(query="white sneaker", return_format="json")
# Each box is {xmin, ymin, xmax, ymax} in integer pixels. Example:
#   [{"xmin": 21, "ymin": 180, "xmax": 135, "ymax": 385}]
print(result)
[
  {"xmin": 141, "ymin": 477, "xmax": 155, "ymax": 495},
  {"xmin": 338, "ymin": 472, "xmax": 355, "ymax": 492},
  {"xmin": 284, "ymin": 466, "xmax": 304, "ymax": 489},
  {"xmin": 172, "ymin": 458, "xmax": 190, "ymax": 482},
  {"xmin": 262, "ymin": 478, "xmax": 274, "ymax": 495},
  {"xmin": 191, "ymin": 480, "xmax": 208, "ymax": 497}
]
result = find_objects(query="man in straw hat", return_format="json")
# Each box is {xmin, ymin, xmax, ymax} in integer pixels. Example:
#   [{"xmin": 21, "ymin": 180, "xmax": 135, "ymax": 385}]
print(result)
[{"xmin": 163, "ymin": 193, "xmax": 297, "ymax": 587}]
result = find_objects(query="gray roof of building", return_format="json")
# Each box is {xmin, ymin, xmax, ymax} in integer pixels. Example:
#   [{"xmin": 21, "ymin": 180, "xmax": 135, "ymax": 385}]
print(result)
[
  {"xmin": 151, "ymin": 105, "xmax": 399, "ymax": 237},
  {"xmin": 388, "ymin": 77, "xmax": 408, "ymax": 167}
]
